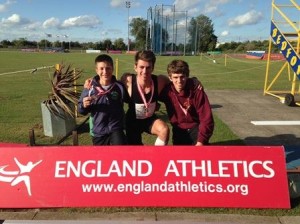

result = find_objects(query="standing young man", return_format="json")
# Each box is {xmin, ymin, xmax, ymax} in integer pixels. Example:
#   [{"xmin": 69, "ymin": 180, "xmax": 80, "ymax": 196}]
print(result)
[
  {"xmin": 122, "ymin": 50, "xmax": 169, "ymax": 145},
  {"xmin": 159, "ymin": 59, "xmax": 214, "ymax": 145},
  {"xmin": 78, "ymin": 54, "xmax": 127, "ymax": 145}
]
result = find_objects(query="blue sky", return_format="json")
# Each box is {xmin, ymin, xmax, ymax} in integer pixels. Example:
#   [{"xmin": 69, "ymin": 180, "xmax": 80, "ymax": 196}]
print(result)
[{"xmin": 0, "ymin": 0, "xmax": 296, "ymax": 43}]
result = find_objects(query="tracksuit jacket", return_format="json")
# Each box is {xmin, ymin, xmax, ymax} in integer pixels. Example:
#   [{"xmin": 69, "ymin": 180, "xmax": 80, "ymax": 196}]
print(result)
[
  {"xmin": 159, "ymin": 79, "xmax": 214, "ymax": 144},
  {"xmin": 78, "ymin": 75, "xmax": 127, "ymax": 137}
]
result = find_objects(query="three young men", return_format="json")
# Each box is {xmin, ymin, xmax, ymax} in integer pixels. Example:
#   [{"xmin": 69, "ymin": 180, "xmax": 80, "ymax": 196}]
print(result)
[{"xmin": 79, "ymin": 51, "xmax": 214, "ymax": 146}]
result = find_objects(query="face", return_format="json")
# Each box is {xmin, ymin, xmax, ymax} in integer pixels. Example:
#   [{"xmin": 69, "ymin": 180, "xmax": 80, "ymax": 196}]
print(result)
[
  {"xmin": 134, "ymin": 60, "xmax": 154, "ymax": 82},
  {"xmin": 95, "ymin": 61, "xmax": 113, "ymax": 83},
  {"xmin": 169, "ymin": 73, "xmax": 187, "ymax": 92}
]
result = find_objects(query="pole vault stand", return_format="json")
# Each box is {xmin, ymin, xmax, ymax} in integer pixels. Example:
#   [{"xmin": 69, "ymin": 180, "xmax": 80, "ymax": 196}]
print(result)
[
  {"xmin": 264, "ymin": 61, "xmax": 300, "ymax": 106},
  {"xmin": 264, "ymin": 0, "xmax": 300, "ymax": 107}
]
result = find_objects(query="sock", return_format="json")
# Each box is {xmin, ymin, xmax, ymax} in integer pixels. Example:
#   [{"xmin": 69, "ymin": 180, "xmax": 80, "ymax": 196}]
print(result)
[{"xmin": 155, "ymin": 137, "xmax": 167, "ymax": 146}]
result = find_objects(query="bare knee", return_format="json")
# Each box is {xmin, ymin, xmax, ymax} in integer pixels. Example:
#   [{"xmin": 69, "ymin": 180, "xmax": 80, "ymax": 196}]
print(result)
[{"xmin": 151, "ymin": 119, "xmax": 169, "ymax": 142}]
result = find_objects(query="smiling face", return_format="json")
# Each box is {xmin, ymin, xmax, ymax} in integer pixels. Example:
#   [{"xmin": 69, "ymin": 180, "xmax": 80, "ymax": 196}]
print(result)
[
  {"xmin": 167, "ymin": 59, "xmax": 190, "ymax": 92},
  {"xmin": 95, "ymin": 61, "xmax": 113, "ymax": 85},
  {"xmin": 169, "ymin": 73, "xmax": 187, "ymax": 92},
  {"xmin": 134, "ymin": 59, "xmax": 154, "ymax": 83}
]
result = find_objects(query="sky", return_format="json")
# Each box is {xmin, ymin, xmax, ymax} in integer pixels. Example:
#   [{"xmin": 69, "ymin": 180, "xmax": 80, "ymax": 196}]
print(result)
[{"xmin": 0, "ymin": 0, "xmax": 298, "ymax": 44}]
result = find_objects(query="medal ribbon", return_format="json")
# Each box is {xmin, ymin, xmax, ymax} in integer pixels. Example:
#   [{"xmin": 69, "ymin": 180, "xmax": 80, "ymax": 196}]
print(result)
[
  {"xmin": 172, "ymin": 88, "xmax": 191, "ymax": 116},
  {"xmin": 137, "ymin": 80, "xmax": 154, "ymax": 113},
  {"xmin": 95, "ymin": 82, "xmax": 116, "ymax": 96}
]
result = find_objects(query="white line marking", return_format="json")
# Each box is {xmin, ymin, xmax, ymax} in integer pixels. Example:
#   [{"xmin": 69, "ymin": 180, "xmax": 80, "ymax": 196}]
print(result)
[
  {"xmin": 251, "ymin": 121, "xmax": 300, "ymax": 125},
  {"xmin": 0, "ymin": 65, "xmax": 54, "ymax": 76}
]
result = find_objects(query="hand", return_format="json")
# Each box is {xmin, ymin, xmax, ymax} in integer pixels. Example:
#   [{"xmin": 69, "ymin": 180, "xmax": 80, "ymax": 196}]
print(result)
[
  {"xmin": 84, "ymin": 78, "xmax": 92, "ymax": 89},
  {"xmin": 195, "ymin": 141, "xmax": 204, "ymax": 146},
  {"xmin": 190, "ymin": 77, "xmax": 203, "ymax": 90},
  {"xmin": 83, "ymin": 96, "xmax": 93, "ymax": 108}
]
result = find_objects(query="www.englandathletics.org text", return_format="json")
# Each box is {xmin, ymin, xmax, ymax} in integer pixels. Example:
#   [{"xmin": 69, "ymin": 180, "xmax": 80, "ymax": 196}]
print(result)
[{"xmin": 81, "ymin": 181, "xmax": 249, "ymax": 196}]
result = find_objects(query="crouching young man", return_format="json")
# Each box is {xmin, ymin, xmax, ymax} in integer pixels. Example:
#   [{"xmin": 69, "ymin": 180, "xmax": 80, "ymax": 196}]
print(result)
[{"xmin": 159, "ymin": 59, "xmax": 214, "ymax": 146}]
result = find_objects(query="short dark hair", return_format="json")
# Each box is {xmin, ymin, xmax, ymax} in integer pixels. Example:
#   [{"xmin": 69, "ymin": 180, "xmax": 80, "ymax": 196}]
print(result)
[
  {"xmin": 167, "ymin": 60, "xmax": 190, "ymax": 77},
  {"xmin": 134, "ymin": 50, "xmax": 156, "ymax": 67},
  {"xmin": 95, "ymin": 54, "xmax": 114, "ymax": 67}
]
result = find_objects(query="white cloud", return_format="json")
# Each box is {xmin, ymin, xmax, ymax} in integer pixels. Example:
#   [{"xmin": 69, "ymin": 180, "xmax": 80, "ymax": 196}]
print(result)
[
  {"xmin": 172, "ymin": 0, "xmax": 229, "ymax": 17},
  {"xmin": 4, "ymin": 13, "xmax": 20, "ymax": 23},
  {"xmin": 110, "ymin": 0, "xmax": 123, "ymax": 7},
  {"xmin": 43, "ymin": 17, "xmax": 60, "ymax": 28},
  {"xmin": 24, "ymin": 22, "xmax": 41, "ymax": 31},
  {"xmin": 220, "ymin": 30, "xmax": 229, "ymax": 36},
  {"xmin": 174, "ymin": 0, "xmax": 200, "ymax": 11},
  {"xmin": 203, "ymin": 0, "xmax": 230, "ymax": 15},
  {"xmin": 228, "ymin": 10, "xmax": 263, "ymax": 27},
  {"xmin": 0, "ymin": 0, "xmax": 16, "ymax": 12},
  {"xmin": 1, "ymin": 14, "xmax": 30, "ymax": 27},
  {"xmin": 101, "ymin": 30, "xmax": 108, "ymax": 36},
  {"xmin": 61, "ymin": 15, "xmax": 100, "ymax": 28},
  {"xmin": 204, "ymin": 5, "xmax": 218, "ymax": 14}
]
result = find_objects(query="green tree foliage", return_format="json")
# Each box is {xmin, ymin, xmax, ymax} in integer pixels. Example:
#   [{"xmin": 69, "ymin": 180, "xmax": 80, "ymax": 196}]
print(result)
[
  {"xmin": 130, "ymin": 17, "xmax": 170, "ymax": 52},
  {"xmin": 114, "ymin": 38, "xmax": 126, "ymax": 50},
  {"xmin": 38, "ymin": 39, "xmax": 51, "ymax": 49},
  {"xmin": 129, "ymin": 17, "xmax": 147, "ymax": 50},
  {"xmin": 53, "ymin": 41, "xmax": 61, "ymax": 48},
  {"xmin": 217, "ymin": 40, "xmax": 272, "ymax": 53},
  {"xmin": 103, "ymin": 39, "xmax": 112, "ymax": 50},
  {"xmin": 188, "ymin": 15, "xmax": 217, "ymax": 53},
  {"xmin": 0, "ymin": 39, "xmax": 12, "ymax": 48}
]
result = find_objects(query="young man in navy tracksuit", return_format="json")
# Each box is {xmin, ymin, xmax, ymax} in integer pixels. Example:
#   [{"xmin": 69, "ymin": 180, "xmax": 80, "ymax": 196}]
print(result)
[{"xmin": 78, "ymin": 54, "xmax": 128, "ymax": 145}]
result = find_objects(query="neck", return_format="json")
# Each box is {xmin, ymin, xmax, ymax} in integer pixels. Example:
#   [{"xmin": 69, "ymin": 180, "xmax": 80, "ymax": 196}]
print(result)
[
  {"xmin": 175, "ymin": 88, "xmax": 181, "ymax": 93},
  {"xmin": 173, "ymin": 84, "xmax": 183, "ymax": 93},
  {"xmin": 137, "ymin": 76, "xmax": 151, "ymax": 88},
  {"xmin": 100, "ymin": 79, "xmax": 111, "ymax": 86}
]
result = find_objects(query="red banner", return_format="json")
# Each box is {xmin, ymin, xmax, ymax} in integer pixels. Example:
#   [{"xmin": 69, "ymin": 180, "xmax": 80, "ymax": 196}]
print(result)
[{"xmin": 0, "ymin": 146, "xmax": 290, "ymax": 208}]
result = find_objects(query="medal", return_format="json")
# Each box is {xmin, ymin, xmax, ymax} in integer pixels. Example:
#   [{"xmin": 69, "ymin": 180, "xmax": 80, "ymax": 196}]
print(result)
[
  {"xmin": 173, "ymin": 93, "xmax": 190, "ymax": 116},
  {"xmin": 145, "ymin": 107, "xmax": 149, "ymax": 117},
  {"xmin": 137, "ymin": 80, "xmax": 154, "ymax": 117}
]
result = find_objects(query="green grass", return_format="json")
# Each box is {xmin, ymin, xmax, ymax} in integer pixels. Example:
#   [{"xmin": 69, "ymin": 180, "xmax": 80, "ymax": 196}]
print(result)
[{"xmin": 0, "ymin": 50, "xmax": 299, "ymax": 215}]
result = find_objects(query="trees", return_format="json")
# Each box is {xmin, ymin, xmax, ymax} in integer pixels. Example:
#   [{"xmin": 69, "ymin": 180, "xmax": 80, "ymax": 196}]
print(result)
[
  {"xmin": 103, "ymin": 39, "xmax": 112, "ymax": 50},
  {"xmin": 114, "ymin": 38, "xmax": 126, "ymax": 50},
  {"xmin": 129, "ymin": 17, "xmax": 147, "ymax": 50},
  {"xmin": 0, "ymin": 39, "xmax": 12, "ymax": 48},
  {"xmin": 217, "ymin": 40, "xmax": 272, "ymax": 53},
  {"xmin": 130, "ymin": 17, "xmax": 170, "ymax": 52},
  {"xmin": 38, "ymin": 39, "xmax": 51, "ymax": 49},
  {"xmin": 188, "ymin": 15, "xmax": 217, "ymax": 53}
]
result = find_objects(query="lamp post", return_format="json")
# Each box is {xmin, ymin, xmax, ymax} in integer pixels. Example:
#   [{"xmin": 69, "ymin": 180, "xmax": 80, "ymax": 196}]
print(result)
[
  {"xmin": 194, "ymin": 21, "xmax": 198, "ymax": 55},
  {"xmin": 125, "ymin": 1, "xmax": 131, "ymax": 52}
]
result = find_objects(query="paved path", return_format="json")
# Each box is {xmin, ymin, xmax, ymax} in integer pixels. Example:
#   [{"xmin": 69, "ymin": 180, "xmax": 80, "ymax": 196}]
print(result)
[
  {"xmin": 207, "ymin": 90, "xmax": 300, "ymax": 146},
  {"xmin": 1, "ymin": 211, "xmax": 300, "ymax": 224}
]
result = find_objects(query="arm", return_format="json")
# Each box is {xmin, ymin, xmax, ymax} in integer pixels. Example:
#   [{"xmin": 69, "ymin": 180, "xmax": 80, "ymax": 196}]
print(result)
[
  {"xmin": 83, "ymin": 78, "xmax": 92, "ymax": 89},
  {"xmin": 194, "ymin": 87, "xmax": 214, "ymax": 145},
  {"xmin": 78, "ymin": 88, "xmax": 93, "ymax": 115},
  {"xmin": 157, "ymin": 74, "xmax": 170, "ymax": 96},
  {"xmin": 120, "ymin": 73, "xmax": 133, "ymax": 97}
]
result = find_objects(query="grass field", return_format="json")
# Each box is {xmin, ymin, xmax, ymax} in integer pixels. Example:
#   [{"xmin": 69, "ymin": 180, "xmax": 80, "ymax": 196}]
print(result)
[{"xmin": 0, "ymin": 50, "xmax": 299, "ymax": 215}]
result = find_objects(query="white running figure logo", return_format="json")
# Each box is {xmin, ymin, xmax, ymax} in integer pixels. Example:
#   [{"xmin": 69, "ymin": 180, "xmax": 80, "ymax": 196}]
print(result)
[{"xmin": 0, "ymin": 158, "xmax": 42, "ymax": 196}]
